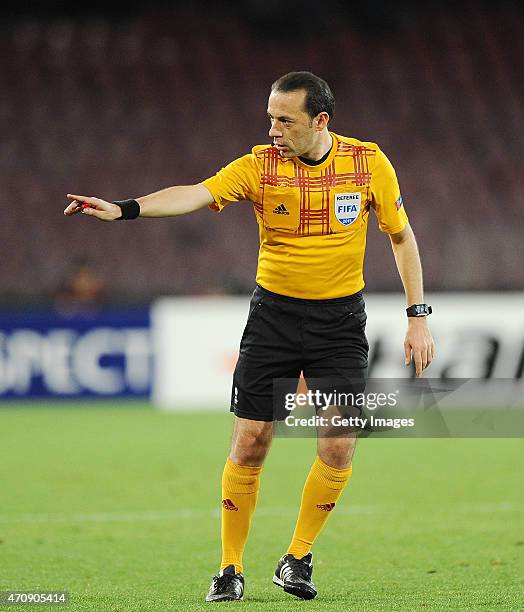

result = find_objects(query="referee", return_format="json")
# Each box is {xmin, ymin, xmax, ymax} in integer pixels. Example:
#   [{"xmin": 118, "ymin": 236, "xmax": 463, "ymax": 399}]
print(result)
[{"xmin": 65, "ymin": 71, "xmax": 435, "ymax": 602}]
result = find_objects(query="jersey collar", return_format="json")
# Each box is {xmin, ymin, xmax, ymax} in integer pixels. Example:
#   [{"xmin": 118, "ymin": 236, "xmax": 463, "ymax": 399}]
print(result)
[{"xmin": 293, "ymin": 132, "xmax": 338, "ymax": 171}]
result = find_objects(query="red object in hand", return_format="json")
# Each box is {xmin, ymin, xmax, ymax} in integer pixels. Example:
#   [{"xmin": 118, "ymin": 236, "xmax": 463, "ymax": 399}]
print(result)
[{"xmin": 82, "ymin": 204, "xmax": 92, "ymax": 209}]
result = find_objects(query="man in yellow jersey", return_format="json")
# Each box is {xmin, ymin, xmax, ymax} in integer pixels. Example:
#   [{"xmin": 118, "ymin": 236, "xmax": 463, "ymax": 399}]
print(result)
[{"xmin": 64, "ymin": 71, "xmax": 434, "ymax": 603}]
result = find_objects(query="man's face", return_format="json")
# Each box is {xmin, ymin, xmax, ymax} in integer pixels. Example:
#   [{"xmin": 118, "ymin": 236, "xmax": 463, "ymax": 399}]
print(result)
[{"xmin": 267, "ymin": 89, "xmax": 318, "ymax": 158}]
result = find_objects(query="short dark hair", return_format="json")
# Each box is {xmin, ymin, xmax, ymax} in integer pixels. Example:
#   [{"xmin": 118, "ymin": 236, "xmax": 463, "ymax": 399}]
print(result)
[{"xmin": 271, "ymin": 71, "xmax": 335, "ymax": 120}]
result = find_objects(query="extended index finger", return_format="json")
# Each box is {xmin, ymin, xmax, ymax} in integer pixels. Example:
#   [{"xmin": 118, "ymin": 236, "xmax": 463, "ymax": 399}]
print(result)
[
  {"xmin": 67, "ymin": 194, "xmax": 97, "ymax": 204},
  {"xmin": 414, "ymin": 350, "xmax": 423, "ymax": 377}
]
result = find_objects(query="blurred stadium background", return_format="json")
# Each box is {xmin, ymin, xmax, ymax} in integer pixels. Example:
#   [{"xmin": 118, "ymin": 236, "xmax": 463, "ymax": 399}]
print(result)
[
  {"xmin": 1, "ymin": 1, "xmax": 523, "ymax": 610},
  {"xmin": 1, "ymin": 0, "xmax": 523, "ymax": 303}
]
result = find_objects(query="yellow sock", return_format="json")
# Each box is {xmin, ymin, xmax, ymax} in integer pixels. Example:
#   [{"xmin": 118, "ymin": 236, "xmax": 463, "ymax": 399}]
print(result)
[
  {"xmin": 287, "ymin": 455, "xmax": 353, "ymax": 559},
  {"xmin": 220, "ymin": 457, "xmax": 262, "ymax": 574}
]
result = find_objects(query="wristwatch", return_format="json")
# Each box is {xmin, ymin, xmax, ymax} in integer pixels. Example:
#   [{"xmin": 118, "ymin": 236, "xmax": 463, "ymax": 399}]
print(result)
[{"xmin": 406, "ymin": 304, "xmax": 432, "ymax": 317}]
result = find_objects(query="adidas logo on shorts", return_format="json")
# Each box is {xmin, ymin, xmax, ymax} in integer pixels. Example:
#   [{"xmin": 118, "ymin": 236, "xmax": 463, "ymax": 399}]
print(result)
[{"xmin": 273, "ymin": 203, "xmax": 289, "ymax": 215}]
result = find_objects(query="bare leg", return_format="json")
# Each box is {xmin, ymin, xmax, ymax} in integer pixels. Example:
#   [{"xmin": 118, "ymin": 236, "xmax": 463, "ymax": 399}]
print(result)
[
  {"xmin": 316, "ymin": 405, "xmax": 359, "ymax": 468},
  {"xmin": 229, "ymin": 416, "xmax": 274, "ymax": 466},
  {"xmin": 317, "ymin": 432, "xmax": 357, "ymax": 468}
]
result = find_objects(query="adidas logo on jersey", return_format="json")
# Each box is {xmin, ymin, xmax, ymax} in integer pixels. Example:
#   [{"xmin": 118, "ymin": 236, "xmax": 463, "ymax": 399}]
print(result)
[
  {"xmin": 222, "ymin": 498, "xmax": 239, "ymax": 511},
  {"xmin": 273, "ymin": 203, "xmax": 289, "ymax": 215},
  {"xmin": 316, "ymin": 502, "xmax": 336, "ymax": 511}
]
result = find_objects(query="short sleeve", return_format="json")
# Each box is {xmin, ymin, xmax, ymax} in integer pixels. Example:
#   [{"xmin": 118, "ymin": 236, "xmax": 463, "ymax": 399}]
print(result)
[
  {"xmin": 370, "ymin": 147, "xmax": 409, "ymax": 234},
  {"xmin": 201, "ymin": 154, "xmax": 260, "ymax": 212}
]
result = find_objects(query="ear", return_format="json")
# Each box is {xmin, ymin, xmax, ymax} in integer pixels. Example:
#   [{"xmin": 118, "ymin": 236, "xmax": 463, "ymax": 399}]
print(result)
[{"xmin": 315, "ymin": 111, "xmax": 330, "ymax": 131}]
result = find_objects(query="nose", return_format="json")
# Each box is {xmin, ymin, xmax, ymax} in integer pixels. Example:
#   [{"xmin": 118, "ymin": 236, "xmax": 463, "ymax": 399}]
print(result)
[{"xmin": 269, "ymin": 121, "xmax": 282, "ymax": 139}]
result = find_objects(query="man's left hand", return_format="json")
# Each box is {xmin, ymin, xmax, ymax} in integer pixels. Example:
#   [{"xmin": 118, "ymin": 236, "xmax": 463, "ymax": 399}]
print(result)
[{"xmin": 404, "ymin": 318, "xmax": 435, "ymax": 376}]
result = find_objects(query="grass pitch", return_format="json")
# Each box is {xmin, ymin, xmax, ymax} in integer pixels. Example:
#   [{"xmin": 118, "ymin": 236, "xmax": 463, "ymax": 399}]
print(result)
[{"xmin": 0, "ymin": 404, "xmax": 522, "ymax": 611}]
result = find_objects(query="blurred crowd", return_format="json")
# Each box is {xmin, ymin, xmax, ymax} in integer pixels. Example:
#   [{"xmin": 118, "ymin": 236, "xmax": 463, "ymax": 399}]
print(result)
[{"xmin": 1, "ymin": 1, "xmax": 522, "ymax": 307}]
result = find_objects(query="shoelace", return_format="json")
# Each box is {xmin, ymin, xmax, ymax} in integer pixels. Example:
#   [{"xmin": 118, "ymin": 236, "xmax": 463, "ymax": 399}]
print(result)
[
  {"xmin": 212, "ymin": 573, "xmax": 238, "ymax": 593},
  {"xmin": 284, "ymin": 558, "xmax": 310, "ymax": 581}
]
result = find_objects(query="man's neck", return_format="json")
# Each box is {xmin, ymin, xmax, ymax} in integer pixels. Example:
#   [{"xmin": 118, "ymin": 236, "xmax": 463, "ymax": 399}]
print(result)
[{"xmin": 300, "ymin": 132, "xmax": 333, "ymax": 162}]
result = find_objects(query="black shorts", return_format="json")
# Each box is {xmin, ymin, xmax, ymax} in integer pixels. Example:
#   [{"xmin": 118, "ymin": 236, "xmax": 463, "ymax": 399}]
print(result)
[{"xmin": 230, "ymin": 285, "xmax": 369, "ymax": 422}]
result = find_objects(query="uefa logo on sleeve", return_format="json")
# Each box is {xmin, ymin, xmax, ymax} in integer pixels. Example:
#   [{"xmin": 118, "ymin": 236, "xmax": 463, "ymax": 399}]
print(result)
[{"xmin": 334, "ymin": 192, "xmax": 361, "ymax": 226}]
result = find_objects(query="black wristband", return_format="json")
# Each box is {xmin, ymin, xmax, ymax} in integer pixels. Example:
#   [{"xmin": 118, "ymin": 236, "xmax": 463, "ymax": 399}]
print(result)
[
  {"xmin": 406, "ymin": 304, "xmax": 432, "ymax": 317},
  {"xmin": 114, "ymin": 199, "xmax": 140, "ymax": 220}
]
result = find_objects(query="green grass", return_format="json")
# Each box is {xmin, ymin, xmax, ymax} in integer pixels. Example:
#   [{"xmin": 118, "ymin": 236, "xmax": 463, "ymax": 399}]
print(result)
[{"xmin": 0, "ymin": 404, "xmax": 523, "ymax": 611}]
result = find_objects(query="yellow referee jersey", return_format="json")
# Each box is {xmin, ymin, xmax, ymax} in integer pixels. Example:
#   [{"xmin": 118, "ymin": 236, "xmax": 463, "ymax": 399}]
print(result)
[{"xmin": 201, "ymin": 132, "xmax": 408, "ymax": 299}]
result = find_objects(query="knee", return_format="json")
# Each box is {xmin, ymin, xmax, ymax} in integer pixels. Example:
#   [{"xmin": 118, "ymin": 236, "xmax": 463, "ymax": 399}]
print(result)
[
  {"xmin": 318, "ymin": 436, "xmax": 357, "ymax": 469},
  {"xmin": 230, "ymin": 424, "xmax": 273, "ymax": 466}
]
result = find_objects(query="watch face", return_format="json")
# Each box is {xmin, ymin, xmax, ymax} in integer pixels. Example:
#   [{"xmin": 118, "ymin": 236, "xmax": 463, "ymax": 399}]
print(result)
[{"xmin": 407, "ymin": 304, "xmax": 431, "ymax": 316}]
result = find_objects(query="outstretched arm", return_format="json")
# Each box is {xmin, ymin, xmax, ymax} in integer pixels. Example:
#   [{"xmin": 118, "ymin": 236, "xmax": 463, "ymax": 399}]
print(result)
[
  {"xmin": 64, "ymin": 184, "xmax": 214, "ymax": 221},
  {"xmin": 389, "ymin": 222, "xmax": 435, "ymax": 376}
]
